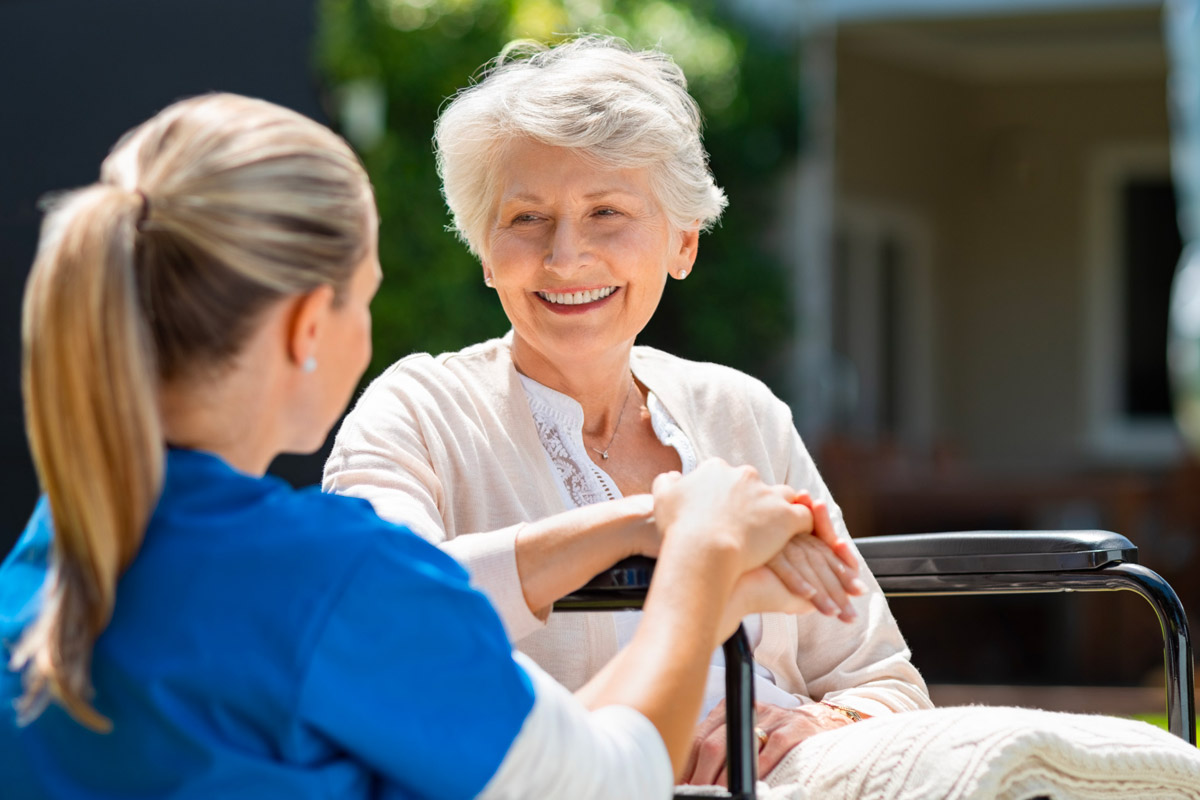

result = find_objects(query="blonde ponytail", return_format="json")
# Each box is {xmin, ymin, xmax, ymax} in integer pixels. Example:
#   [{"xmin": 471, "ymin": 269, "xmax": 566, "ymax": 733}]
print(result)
[
  {"xmin": 14, "ymin": 186, "xmax": 163, "ymax": 731},
  {"xmin": 11, "ymin": 93, "xmax": 372, "ymax": 732}
]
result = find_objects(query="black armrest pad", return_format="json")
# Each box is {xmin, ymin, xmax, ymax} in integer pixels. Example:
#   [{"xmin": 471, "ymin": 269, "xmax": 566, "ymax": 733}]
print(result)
[
  {"xmin": 581, "ymin": 555, "xmax": 656, "ymax": 589},
  {"xmin": 555, "ymin": 556, "xmax": 656, "ymax": 609},
  {"xmin": 855, "ymin": 530, "xmax": 1137, "ymax": 576}
]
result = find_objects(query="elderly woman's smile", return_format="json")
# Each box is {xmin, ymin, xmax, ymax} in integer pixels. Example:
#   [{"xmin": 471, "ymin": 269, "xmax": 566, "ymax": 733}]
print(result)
[{"xmin": 534, "ymin": 285, "xmax": 619, "ymax": 314}]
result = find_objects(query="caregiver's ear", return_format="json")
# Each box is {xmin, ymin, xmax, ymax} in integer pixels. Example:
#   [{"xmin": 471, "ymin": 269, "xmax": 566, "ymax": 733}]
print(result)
[{"xmin": 286, "ymin": 284, "xmax": 336, "ymax": 368}]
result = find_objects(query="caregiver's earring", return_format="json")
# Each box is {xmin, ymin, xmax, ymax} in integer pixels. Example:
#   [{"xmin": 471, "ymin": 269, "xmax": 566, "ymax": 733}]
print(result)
[
  {"xmin": 677, "ymin": 269, "xmax": 689, "ymax": 280},
  {"xmin": 302, "ymin": 356, "xmax": 318, "ymax": 374}
]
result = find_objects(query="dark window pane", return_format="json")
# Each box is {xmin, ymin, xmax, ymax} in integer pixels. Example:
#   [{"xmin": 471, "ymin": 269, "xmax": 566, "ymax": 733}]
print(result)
[
  {"xmin": 880, "ymin": 236, "xmax": 903, "ymax": 434},
  {"xmin": 832, "ymin": 231, "xmax": 851, "ymax": 359},
  {"xmin": 1122, "ymin": 179, "xmax": 1181, "ymax": 418}
]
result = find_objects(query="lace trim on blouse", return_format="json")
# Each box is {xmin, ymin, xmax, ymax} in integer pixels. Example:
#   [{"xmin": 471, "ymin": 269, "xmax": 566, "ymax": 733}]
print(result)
[{"xmin": 518, "ymin": 374, "xmax": 695, "ymax": 508}]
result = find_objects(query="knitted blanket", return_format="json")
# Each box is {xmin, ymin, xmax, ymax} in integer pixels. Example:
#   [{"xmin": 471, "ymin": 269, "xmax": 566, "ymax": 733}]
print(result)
[{"xmin": 679, "ymin": 705, "xmax": 1200, "ymax": 800}]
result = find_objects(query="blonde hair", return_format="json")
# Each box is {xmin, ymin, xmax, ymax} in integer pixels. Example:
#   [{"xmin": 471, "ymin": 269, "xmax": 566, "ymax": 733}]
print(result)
[
  {"xmin": 13, "ymin": 93, "xmax": 373, "ymax": 731},
  {"xmin": 435, "ymin": 35, "xmax": 728, "ymax": 256}
]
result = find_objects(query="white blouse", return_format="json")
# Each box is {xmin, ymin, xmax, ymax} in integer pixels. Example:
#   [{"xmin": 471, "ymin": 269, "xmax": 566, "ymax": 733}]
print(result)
[{"xmin": 519, "ymin": 374, "xmax": 803, "ymax": 719}]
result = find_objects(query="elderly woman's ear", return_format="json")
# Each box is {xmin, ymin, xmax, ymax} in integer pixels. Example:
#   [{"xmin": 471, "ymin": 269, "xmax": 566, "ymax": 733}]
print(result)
[{"xmin": 674, "ymin": 225, "xmax": 700, "ymax": 279}]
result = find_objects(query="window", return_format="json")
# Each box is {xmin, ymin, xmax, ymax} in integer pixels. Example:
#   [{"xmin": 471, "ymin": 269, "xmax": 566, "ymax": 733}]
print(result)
[
  {"xmin": 831, "ymin": 203, "xmax": 935, "ymax": 447},
  {"xmin": 1084, "ymin": 145, "xmax": 1184, "ymax": 463}
]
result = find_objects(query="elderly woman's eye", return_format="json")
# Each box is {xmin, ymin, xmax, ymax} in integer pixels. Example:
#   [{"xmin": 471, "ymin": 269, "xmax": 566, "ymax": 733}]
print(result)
[{"xmin": 594, "ymin": 208, "xmax": 621, "ymax": 217}]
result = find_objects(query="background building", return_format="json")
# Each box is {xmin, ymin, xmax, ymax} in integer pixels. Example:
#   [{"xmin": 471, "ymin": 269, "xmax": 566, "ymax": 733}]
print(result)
[{"xmin": 770, "ymin": 0, "xmax": 1200, "ymax": 688}]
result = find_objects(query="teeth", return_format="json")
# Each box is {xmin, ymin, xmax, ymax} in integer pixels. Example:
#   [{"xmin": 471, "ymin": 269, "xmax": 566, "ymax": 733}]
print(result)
[{"xmin": 538, "ymin": 286, "xmax": 616, "ymax": 305}]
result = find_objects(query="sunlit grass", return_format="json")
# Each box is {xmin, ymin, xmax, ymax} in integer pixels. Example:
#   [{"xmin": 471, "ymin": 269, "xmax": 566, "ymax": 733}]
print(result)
[{"xmin": 1131, "ymin": 712, "xmax": 1200, "ymax": 743}]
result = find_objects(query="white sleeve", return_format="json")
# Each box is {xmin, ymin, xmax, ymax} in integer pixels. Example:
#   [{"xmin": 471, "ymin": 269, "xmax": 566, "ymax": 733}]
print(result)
[
  {"xmin": 323, "ymin": 368, "xmax": 545, "ymax": 641},
  {"xmin": 477, "ymin": 653, "xmax": 674, "ymax": 800},
  {"xmin": 782, "ymin": 424, "xmax": 932, "ymax": 715}
]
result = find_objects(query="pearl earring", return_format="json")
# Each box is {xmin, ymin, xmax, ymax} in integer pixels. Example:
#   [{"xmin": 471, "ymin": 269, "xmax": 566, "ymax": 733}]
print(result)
[
  {"xmin": 678, "ymin": 269, "xmax": 689, "ymax": 280},
  {"xmin": 302, "ymin": 356, "xmax": 318, "ymax": 373},
  {"xmin": 484, "ymin": 276, "xmax": 494, "ymax": 287}
]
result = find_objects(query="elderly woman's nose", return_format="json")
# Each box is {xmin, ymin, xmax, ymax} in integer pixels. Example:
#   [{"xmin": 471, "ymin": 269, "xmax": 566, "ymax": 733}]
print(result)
[{"xmin": 544, "ymin": 221, "xmax": 592, "ymax": 272}]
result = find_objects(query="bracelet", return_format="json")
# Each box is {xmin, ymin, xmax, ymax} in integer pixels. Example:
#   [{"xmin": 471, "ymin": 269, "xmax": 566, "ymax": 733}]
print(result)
[{"xmin": 819, "ymin": 700, "xmax": 863, "ymax": 723}]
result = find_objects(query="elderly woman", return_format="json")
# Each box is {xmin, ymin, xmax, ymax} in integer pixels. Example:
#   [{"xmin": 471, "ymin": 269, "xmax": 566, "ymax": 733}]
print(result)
[{"xmin": 324, "ymin": 36, "xmax": 932, "ymax": 784}]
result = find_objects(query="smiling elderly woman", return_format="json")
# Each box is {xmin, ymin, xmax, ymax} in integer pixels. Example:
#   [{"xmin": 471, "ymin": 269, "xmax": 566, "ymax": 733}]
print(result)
[{"xmin": 323, "ymin": 36, "xmax": 932, "ymax": 785}]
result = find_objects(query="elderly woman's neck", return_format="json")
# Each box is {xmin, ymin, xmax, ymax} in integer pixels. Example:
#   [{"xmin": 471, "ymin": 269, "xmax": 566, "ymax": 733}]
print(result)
[{"xmin": 510, "ymin": 338, "xmax": 637, "ymax": 420}]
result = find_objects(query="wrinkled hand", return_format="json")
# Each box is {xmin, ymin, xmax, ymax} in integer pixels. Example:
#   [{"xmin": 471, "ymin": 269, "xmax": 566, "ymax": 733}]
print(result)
[
  {"xmin": 651, "ymin": 459, "xmax": 813, "ymax": 574},
  {"xmin": 683, "ymin": 700, "xmax": 857, "ymax": 787},
  {"xmin": 767, "ymin": 497, "xmax": 866, "ymax": 621}
]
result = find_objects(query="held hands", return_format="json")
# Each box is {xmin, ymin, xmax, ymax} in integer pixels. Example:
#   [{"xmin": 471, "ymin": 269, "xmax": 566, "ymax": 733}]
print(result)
[
  {"xmin": 650, "ymin": 460, "xmax": 867, "ymax": 628},
  {"xmin": 651, "ymin": 459, "xmax": 812, "ymax": 573}
]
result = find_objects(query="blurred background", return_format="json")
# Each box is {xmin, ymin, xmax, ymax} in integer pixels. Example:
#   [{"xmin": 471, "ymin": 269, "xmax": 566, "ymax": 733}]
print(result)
[{"xmin": 2, "ymin": 0, "xmax": 1197, "ymax": 707}]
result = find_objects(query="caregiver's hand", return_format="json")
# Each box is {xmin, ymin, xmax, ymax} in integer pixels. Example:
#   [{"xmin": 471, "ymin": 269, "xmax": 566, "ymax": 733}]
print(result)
[
  {"xmin": 651, "ymin": 460, "xmax": 811, "ymax": 573},
  {"xmin": 718, "ymin": 565, "xmax": 817, "ymax": 641}
]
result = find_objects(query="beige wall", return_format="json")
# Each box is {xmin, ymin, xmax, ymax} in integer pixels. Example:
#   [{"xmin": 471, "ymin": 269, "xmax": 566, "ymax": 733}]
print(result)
[{"xmin": 835, "ymin": 45, "xmax": 1169, "ymax": 469}]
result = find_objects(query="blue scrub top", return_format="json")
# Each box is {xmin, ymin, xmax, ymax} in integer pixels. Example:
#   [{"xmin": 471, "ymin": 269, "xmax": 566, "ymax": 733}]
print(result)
[{"xmin": 0, "ymin": 448, "xmax": 535, "ymax": 799}]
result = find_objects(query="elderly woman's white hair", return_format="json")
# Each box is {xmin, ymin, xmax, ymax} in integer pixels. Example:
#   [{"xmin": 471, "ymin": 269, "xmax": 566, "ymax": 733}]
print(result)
[{"xmin": 434, "ymin": 35, "xmax": 729, "ymax": 256}]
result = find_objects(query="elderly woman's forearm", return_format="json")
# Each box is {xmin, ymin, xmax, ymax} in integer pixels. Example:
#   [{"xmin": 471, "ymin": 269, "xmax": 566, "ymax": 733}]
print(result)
[{"xmin": 513, "ymin": 494, "xmax": 657, "ymax": 615}]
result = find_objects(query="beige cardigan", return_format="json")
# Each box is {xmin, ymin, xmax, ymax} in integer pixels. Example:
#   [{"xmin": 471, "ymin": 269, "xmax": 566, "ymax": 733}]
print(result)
[{"xmin": 323, "ymin": 335, "xmax": 931, "ymax": 717}]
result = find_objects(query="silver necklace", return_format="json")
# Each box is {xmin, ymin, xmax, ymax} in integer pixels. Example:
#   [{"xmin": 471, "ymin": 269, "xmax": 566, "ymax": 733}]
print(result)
[{"xmin": 590, "ymin": 378, "xmax": 636, "ymax": 460}]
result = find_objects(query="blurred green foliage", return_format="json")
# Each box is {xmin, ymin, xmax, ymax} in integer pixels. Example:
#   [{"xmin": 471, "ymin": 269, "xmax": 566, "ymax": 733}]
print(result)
[{"xmin": 317, "ymin": 0, "xmax": 800, "ymax": 388}]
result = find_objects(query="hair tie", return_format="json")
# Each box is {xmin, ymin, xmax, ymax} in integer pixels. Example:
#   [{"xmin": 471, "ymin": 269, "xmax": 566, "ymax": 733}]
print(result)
[{"xmin": 134, "ymin": 189, "xmax": 151, "ymax": 231}]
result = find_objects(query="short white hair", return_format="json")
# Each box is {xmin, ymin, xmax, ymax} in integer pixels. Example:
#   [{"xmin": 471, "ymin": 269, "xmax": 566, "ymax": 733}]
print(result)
[{"xmin": 434, "ymin": 35, "xmax": 728, "ymax": 256}]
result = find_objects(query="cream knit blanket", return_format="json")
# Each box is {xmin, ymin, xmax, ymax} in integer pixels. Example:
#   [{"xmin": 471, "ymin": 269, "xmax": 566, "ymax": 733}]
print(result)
[{"xmin": 679, "ymin": 705, "xmax": 1200, "ymax": 799}]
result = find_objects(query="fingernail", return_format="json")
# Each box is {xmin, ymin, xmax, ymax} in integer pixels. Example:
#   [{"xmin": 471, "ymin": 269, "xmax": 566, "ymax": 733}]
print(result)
[
  {"xmin": 820, "ymin": 600, "xmax": 838, "ymax": 615},
  {"xmin": 850, "ymin": 578, "xmax": 868, "ymax": 594},
  {"xmin": 840, "ymin": 608, "xmax": 857, "ymax": 622}
]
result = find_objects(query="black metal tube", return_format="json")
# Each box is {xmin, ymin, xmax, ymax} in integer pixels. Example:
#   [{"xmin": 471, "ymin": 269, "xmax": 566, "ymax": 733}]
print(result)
[
  {"xmin": 877, "ymin": 565, "xmax": 1196, "ymax": 745},
  {"xmin": 1108, "ymin": 564, "xmax": 1196, "ymax": 746},
  {"xmin": 722, "ymin": 625, "xmax": 757, "ymax": 799}
]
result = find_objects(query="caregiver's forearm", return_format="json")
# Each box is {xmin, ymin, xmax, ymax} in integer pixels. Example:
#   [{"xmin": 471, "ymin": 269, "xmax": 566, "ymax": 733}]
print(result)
[
  {"xmin": 512, "ymin": 494, "xmax": 657, "ymax": 616},
  {"xmin": 573, "ymin": 527, "xmax": 741, "ymax": 776}
]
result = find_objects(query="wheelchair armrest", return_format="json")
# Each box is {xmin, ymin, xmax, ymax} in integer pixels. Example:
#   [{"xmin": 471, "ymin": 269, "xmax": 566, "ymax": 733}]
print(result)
[
  {"xmin": 554, "ymin": 556, "xmax": 656, "ymax": 610},
  {"xmin": 578, "ymin": 555, "xmax": 656, "ymax": 588},
  {"xmin": 855, "ymin": 530, "xmax": 1138, "ymax": 576}
]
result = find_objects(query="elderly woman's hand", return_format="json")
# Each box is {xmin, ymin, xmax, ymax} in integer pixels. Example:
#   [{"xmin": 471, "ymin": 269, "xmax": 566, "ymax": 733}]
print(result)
[
  {"xmin": 683, "ymin": 700, "xmax": 863, "ymax": 787},
  {"xmin": 768, "ymin": 497, "xmax": 867, "ymax": 622}
]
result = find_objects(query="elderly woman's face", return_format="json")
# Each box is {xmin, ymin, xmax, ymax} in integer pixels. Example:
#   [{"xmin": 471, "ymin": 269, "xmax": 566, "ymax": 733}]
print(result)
[{"xmin": 481, "ymin": 139, "xmax": 698, "ymax": 375}]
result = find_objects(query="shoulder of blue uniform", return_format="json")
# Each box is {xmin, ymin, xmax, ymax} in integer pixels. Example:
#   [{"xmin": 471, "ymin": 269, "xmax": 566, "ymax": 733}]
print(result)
[
  {"xmin": 299, "ymin": 484, "xmax": 473, "ymax": 583},
  {"xmin": 1, "ymin": 496, "xmax": 52, "ymax": 572},
  {"xmin": 0, "ymin": 497, "xmax": 54, "ymax": 635}
]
